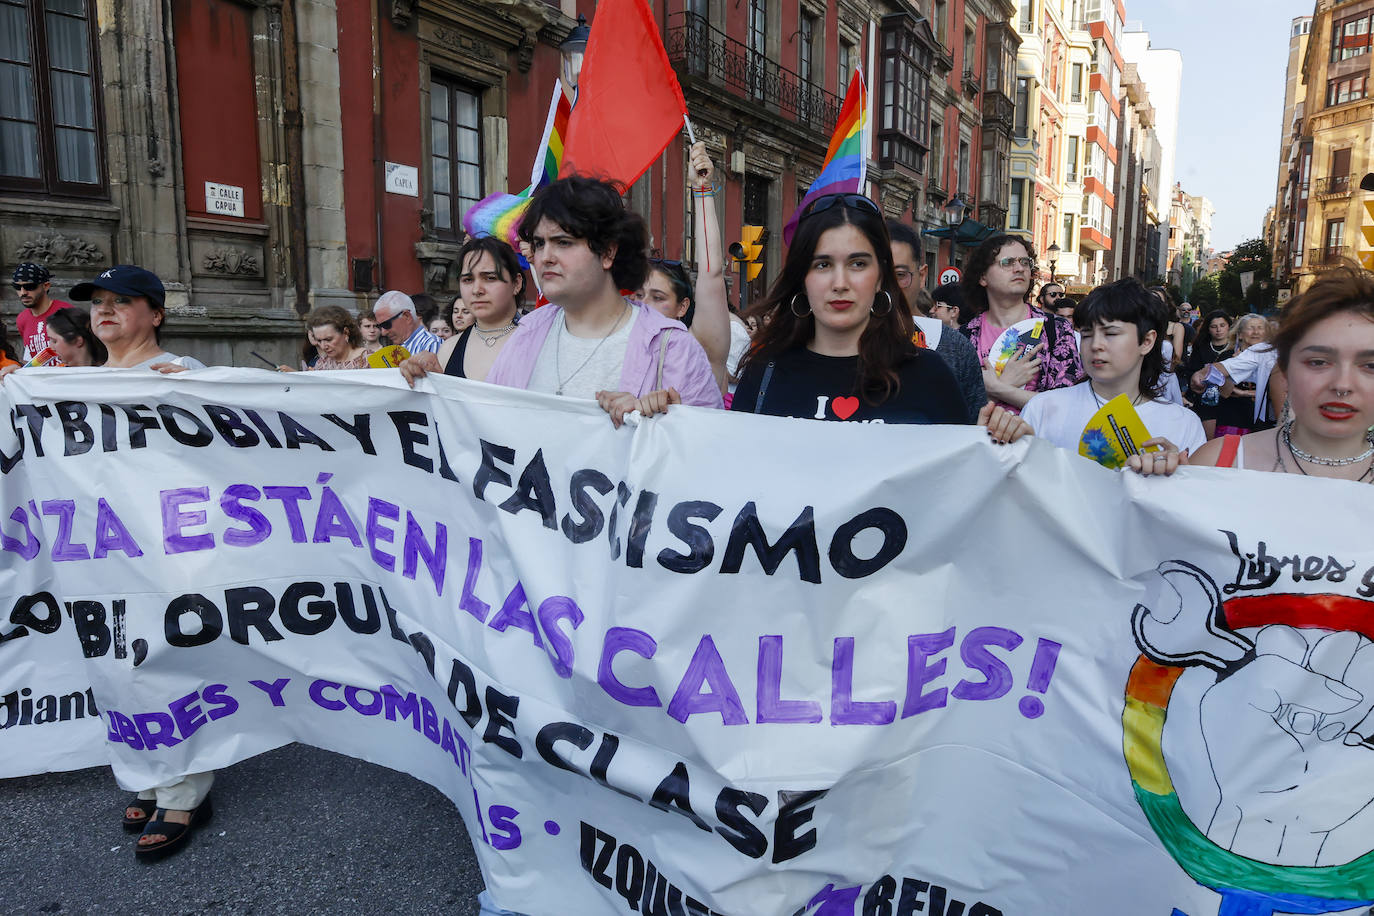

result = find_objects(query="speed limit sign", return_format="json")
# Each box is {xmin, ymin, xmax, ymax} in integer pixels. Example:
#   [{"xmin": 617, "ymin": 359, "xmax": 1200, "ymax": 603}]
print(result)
[{"xmin": 938, "ymin": 266, "xmax": 961, "ymax": 286}]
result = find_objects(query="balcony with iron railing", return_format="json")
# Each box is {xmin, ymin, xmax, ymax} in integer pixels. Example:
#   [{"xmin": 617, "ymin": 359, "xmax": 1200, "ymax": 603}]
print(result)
[
  {"xmin": 1315, "ymin": 174, "xmax": 1353, "ymax": 199},
  {"xmin": 1308, "ymin": 246, "xmax": 1347, "ymax": 266},
  {"xmin": 665, "ymin": 12, "xmax": 842, "ymax": 128}
]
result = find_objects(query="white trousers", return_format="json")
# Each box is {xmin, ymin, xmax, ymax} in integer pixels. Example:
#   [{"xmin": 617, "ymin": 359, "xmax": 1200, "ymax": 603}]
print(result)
[{"xmin": 132, "ymin": 770, "xmax": 214, "ymax": 810}]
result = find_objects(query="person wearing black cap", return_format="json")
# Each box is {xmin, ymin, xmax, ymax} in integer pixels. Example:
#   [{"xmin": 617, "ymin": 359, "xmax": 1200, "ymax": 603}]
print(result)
[
  {"xmin": 68, "ymin": 265, "xmax": 215, "ymax": 855},
  {"xmin": 69, "ymin": 265, "xmax": 205, "ymax": 372},
  {"xmin": 11, "ymin": 261, "xmax": 72, "ymax": 361}
]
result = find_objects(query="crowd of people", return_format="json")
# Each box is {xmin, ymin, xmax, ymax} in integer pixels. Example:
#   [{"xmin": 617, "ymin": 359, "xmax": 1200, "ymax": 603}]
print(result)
[{"xmin": 4, "ymin": 144, "xmax": 1374, "ymax": 881}]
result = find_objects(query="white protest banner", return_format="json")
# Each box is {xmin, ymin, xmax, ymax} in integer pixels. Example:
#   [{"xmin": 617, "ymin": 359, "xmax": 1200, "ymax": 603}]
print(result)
[{"xmin": 3, "ymin": 367, "xmax": 1374, "ymax": 916}]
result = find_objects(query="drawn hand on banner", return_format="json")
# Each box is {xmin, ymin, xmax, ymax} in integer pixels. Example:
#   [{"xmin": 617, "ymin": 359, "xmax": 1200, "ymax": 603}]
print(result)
[{"xmin": 1200, "ymin": 625, "xmax": 1374, "ymax": 866}]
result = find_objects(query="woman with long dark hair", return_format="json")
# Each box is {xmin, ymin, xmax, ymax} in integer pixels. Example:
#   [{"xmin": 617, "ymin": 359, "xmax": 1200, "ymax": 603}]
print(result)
[
  {"xmin": 1182, "ymin": 309, "xmax": 1234, "ymax": 438},
  {"xmin": 731, "ymin": 193, "xmax": 1026, "ymax": 441},
  {"xmin": 45, "ymin": 306, "xmax": 107, "ymax": 366}
]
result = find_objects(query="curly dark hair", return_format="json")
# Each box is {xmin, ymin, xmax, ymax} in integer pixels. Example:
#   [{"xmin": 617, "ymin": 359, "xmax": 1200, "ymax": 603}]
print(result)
[
  {"xmin": 741, "ymin": 196, "xmax": 916, "ymax": 405},
  {"xmin": 960, "ymin": 234, "xmax": 1037, "ymax": 317},
  {"xmin": 518, "ymin": 175, "xmax": 649, "ymax": 292},
  {"xmin": 1073, "ymin": 277, "xmax": 1167, "ymax": 400},
  {"xmin": 304, "ymin": 305, "xmax": 363, "ymax": 348}
]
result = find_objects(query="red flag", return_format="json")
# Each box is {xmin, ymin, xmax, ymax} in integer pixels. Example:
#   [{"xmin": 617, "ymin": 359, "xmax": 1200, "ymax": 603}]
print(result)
[{"xmin": 559, "ymin": 0, "xmax": 688, "ymax": 188}]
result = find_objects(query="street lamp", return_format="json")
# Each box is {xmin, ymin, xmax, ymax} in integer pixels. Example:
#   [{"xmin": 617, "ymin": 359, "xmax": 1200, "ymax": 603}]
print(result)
[
  {"xmin": 560, "ymin": 14, "xmax": 590, "ymax": 94},
  {"xmin": 1046, "ymin": 242, "xmax": 1060, "ymax": 282},
  {"xmin": 943, "ymin": 196, "xmax": 967, "ymax": 227}
]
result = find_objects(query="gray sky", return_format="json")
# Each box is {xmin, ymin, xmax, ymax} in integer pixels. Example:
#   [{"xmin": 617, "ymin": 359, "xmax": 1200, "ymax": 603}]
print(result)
[{"xmin": 1123, "ymin": 0, "xmax": 1316, "ymax": 251}]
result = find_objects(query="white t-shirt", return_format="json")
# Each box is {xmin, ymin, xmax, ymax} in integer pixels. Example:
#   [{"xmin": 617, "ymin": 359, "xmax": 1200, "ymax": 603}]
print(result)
[
  {"xmin": 527, "ymin": 309, "xmax": 634, "ymax": 399},
  {"xmin": 130, "ymin": 352, "xmax": 207, "ymax": 370},
  {"xmin": 1222, "ymin": 344, "xmax": 1277, "ymax": 424},
  {"xmin": 726, "ymin": 317, "xmax": 751, "ymax": 393},
  {"xmin": 1023, "ymin": 382, "xmax": 1207, "ymax": 458}
]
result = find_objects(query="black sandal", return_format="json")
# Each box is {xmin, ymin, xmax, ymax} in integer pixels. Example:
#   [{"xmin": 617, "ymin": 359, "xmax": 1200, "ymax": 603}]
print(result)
[
  {"xmin": 122, "ymin": 796, "xmax": 157, "ymax": 831},
  {"xmin": 134, "ymin": 794, "xmax": 213, "ymax": 860}
]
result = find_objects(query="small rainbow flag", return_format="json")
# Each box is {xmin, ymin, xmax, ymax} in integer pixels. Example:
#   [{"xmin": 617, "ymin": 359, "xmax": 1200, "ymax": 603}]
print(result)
[
  {"xmin": 783, "ymin": 68, "xmax": 868, "ymax": 244},
  {"xmin": 462, "ymin": 80, "xmax": 571, "ymax": 249}
]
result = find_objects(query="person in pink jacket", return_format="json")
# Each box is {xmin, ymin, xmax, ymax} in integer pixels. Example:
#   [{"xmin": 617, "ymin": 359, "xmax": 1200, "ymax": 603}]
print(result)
[{"xmin": 403, "ymin": 176, "xmax": 721, "ymax": 425}]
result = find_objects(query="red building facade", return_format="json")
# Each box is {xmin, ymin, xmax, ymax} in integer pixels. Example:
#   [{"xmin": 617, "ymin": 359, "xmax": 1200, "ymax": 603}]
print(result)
[{"xmin": 2, "ymin": 0, "xmax": 1018, "ymax": 364}]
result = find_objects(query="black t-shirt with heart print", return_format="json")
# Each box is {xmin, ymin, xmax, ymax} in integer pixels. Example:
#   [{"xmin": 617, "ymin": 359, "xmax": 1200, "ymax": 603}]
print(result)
[{"xmin": 730, "ymin": 346, "xmax": 967, "ymax": 425}]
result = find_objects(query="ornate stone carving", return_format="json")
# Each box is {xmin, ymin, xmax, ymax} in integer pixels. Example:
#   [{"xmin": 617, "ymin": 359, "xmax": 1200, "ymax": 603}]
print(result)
[
  {"xmin": 422, "ymin": 259, "xmax": 451, "ymax": 292},
  {"xmin": 390, "ymin": 0, "xmax": 415, "ymax": 29},
  {"xmin": 148, "ymin": 158, "xmax": 166, "ymax": 179},
  {"xmin": 431, "ymin": 26, "xmax": 499, "ymax": 63},
  {"xmin": 14, "ymin": 233, "xmax": 103, "ymax": 266},
  {"xmin": 516, "ymin": 29, "xmax": 535, "ymax": 73},
  {"xmin": 202, "ymin": 248, "xmax": 261, "ymax": 275},
  {"xmin": 414, "ymin": 240, "xmax": 459, "ymax": 293}
]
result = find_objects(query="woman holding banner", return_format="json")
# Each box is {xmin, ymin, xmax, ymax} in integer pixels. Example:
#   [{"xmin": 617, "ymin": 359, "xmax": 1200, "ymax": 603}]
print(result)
[
  {"xmin": 399, "ymin": 235, "xmax": 524, "ymax": 383},
  {"xmin": 1020, "ymin": 278, "xmax": 1203, "ymax": 476},
  {"xmin": 62, "ymin": 264, "xmax": 216, "ymax": 856},
  {"xmin": 1190, "ymin": 265, "xmax": 1374, "ymax": 481},
  {"xmin": 729, "ymin": 192, "xmax": 1028, "ymax": 442}
]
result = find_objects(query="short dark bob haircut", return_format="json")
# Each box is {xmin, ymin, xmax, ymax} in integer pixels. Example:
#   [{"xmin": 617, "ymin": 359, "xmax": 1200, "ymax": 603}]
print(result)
[
  {"xmin": 1073, "ymin": 277, "xmax": 1167, "ymax": 400},
  {"xmin": 518, "ymin": 175, "xmax": 649, "ymax": 293}
]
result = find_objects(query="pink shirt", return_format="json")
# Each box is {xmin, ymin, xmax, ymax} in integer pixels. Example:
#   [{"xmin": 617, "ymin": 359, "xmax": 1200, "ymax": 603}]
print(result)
[{"xmin": 487, "ymin": 300, "xmax": 722, "ymax": 408}]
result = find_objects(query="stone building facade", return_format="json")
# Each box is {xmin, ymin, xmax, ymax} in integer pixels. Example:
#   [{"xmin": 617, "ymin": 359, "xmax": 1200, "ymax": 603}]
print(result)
[
  {"xmin": 1273, "ymin": 0, "xmax": 1374, "ymax": 294},
  {"xmin": 3, "ymin": 0, "xmax": 1018, "ymax": 362}
]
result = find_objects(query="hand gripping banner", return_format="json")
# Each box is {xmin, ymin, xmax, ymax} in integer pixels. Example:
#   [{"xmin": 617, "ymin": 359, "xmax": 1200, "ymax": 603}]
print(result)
[{"xmin": 2, "ymin": 368, "xmax": 1374, "ymax": 916}]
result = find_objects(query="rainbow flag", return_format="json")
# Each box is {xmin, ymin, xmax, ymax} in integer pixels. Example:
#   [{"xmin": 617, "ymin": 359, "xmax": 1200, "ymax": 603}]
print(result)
[
  {"xmin": 783, "ymin": 69, "xmax": 868, "ymax": 244},
  {"xmin": 462, "ymin": 80, "xmax": 571, "ymax": 249}
]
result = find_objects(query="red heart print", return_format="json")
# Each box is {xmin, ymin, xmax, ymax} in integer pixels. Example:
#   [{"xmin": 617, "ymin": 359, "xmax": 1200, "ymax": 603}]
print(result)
[{"xmin": 832, "ymin": 396, "xmax": 859, "ymax": 420}]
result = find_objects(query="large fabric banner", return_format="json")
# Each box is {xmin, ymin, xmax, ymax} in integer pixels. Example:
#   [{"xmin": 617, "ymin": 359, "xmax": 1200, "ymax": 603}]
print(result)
[{"xmin": 3, "ymin": 368, "xmax": 1374, "ymax": 916}]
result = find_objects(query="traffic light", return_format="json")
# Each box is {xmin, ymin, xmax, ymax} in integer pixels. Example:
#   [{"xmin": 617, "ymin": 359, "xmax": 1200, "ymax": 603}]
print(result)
[
  {"xmin": 1362, "ymin": 199, "xmax": 1374, "ymax": 271},
  {"xmin": 733, "ymin": 225, "xmax": 767, "ymax": 282}
]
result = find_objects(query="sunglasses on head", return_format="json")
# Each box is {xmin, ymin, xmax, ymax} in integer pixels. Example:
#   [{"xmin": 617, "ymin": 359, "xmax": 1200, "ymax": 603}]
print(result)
[
  {"xmin": 800, "ymin": 193, "xmax": 880, "ymax": 221},
  {"xmin": 13, "ymin": 282, "xmax": 39, "ymax": 291}
]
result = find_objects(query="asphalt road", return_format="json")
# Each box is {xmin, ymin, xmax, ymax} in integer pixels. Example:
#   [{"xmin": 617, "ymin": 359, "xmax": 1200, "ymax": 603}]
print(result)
[{"xmin": 3, "ymin": 743, "xmax": 485, "ymax": 915}]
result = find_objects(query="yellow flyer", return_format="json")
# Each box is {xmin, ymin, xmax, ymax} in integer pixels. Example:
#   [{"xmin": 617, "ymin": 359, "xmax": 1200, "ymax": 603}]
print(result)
[
  {"xmin": 1078, "ymin": 393, "xmax": 1156, "ymax": 469},
  {"xmin": 367, "ymin": 344, "xmax": 411, "ymax": 369}
]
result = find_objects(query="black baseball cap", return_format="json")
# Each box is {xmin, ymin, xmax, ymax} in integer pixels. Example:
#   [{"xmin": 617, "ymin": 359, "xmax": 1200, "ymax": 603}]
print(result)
[{"xmin": 69, "ymin": 265, "xmax": 166, "ymax": 309}]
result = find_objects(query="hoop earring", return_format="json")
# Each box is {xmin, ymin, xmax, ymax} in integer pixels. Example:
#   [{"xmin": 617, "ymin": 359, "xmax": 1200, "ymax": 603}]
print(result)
[
  {"xmin": 870, "ymin": 290, "xmax": 893, "ymax": 316},
  {"xmin": 790, "ymin": 293, "xmax": 812, "ymax": 317}
]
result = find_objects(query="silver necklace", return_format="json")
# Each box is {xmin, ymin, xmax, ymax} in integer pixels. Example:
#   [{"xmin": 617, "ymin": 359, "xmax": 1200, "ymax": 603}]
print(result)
[
  {"xmin": 1088, "ymin": 382, "xmax": 1143, "ymax": 408},
  {"xmin": 1281, "ymin": 419, "xmax": 1374, "ymax": 467},
  {"xmin": 1208, "ymin": 340, "xmax": 1228, "ymax": 355},
  {"xmin": 555, "ymin": 305, "xmax": 629, "ymax": 396},
  {"xmin": 473, "ymin": 322, "xmax": 516, "ymax": 348}
]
